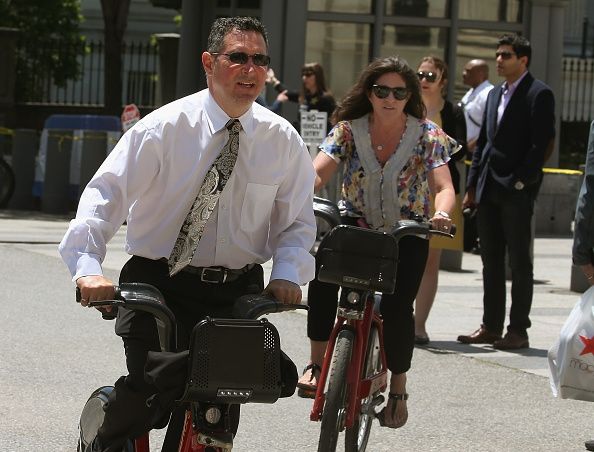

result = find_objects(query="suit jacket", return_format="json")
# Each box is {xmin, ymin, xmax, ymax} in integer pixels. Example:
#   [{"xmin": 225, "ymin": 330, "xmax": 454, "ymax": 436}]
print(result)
[
  {"xmin": 466, "ymin": 71, "xmax": 555, "ymax": 202},
  {"xmin": 440, "ymin": 100, "xmax": 467, "ymax": 194}
]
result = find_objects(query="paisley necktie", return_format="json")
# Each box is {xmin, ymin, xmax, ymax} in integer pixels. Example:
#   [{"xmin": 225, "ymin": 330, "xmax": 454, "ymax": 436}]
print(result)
[{"xmin": 168, "ymin": 119, "xmax": 241, "ymax": 276}]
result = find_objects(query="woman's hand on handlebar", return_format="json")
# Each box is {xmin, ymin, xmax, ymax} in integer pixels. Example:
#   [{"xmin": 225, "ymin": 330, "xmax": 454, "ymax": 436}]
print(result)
[
  {"xmin": 263, "ymin": 279, "xmax": 302, "ymax": 305},
  {"xmin": 76, "ymin": 275, "xmax": 116, "ymax": 312},
  {"xmin": 430, "ymin": 211, "xmax": 453, "ymax": 234}
]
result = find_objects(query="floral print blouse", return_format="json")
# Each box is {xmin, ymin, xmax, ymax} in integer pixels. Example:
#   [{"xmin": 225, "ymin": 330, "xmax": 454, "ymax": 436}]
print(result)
[{"xmin": 320, "ymin": 114, "xmax": 458, "ymax": 227}]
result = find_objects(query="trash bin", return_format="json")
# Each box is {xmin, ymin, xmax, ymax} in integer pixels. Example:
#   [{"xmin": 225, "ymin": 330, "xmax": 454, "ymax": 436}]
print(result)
[
  {"xmin": 34, "ymin": 114, "xmax": 121, "ymax": 213},
  {"xmin": 9, "ymin": 129, "xmax": 39, "ymax": 210}
]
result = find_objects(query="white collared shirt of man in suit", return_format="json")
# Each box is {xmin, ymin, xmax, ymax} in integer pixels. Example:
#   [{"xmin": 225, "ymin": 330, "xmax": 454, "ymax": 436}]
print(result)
[{"xmin": 460, "ymin": 79, "xmax": 494, "ymax": 145}]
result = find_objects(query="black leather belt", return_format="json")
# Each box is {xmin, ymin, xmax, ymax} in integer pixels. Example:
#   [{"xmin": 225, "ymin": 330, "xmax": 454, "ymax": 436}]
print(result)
[{"xmin": 159, "ymin": 259, "xmax": 254, "ymax": 283}]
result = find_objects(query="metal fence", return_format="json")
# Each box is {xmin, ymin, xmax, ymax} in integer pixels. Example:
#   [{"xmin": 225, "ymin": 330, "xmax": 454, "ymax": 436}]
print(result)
[
  {"xmin": 562, "ymin": 57, "xmax": 594, "ymax": 122},
  {"xmin": 14, "ymin": 41, "xmax": 594, "ymax": 123},
  {"xmin": 16, "ymin": 39, "xmax": 159, "ymax": 108}
]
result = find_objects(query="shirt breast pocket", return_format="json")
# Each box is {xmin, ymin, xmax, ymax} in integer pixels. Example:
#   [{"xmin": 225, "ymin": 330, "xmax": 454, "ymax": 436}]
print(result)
[{"xmin": 240, "ymin": 183, "xmax": 279, "ymax": 233}]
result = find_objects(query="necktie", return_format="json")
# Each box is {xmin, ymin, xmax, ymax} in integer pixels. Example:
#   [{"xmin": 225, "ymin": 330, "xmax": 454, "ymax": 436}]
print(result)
[
  {"xmin": 497, "ymin": 83, "xmax": 510, "ymax": 126},
  {"xmin": 168, "ymin": 119, "xmax": 242, "ymax": 276}
]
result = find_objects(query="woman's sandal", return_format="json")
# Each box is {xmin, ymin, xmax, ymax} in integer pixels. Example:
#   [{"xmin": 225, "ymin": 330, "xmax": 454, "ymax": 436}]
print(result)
[
  {"xmin": 377, "ymin": 393, "xmax": 409, "ymax": 429},
  {"xmin": 296, "ymin": 363, "xmax": 321, "ymax": 399}
]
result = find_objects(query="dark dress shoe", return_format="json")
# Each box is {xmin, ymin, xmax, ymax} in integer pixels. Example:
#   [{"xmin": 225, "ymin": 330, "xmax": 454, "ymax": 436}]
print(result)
[
  {"xmin": 457, "ymin": 325, "xmax": 502, "ymax": 344},
  {"xmin": 585, "ymin": 439, "xmax": 594, "ymax": 451},
  {"xmin": 493, "ymin": 332, "xmax": 529, "ymax": 350}
]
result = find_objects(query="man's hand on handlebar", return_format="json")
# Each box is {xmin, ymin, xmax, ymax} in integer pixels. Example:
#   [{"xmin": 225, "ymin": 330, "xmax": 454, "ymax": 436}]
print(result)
[
  {"xmin": 76, "ymin": 275, "xmax": 116, "ymax": 312},
  {"xmin": 263, "ymin": 279, "xmax": 302, "ymax": 305}
]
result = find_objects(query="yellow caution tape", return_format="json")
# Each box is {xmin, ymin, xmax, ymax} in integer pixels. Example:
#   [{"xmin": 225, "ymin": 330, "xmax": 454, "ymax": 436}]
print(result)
[{"xmin": 464, "ymin": 160, "xmax": 583, "ymax": 176}]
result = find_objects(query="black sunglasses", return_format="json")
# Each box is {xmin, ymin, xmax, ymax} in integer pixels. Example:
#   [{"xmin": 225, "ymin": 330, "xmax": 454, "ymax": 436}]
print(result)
[
  {"xmin": 371, "ymin": 84, "xmax": 409, "ymax": 100},
  {"xmin": 495, "ymin": 51, "xmax": 516, "ymax": 60},
  {"xmin": 211, "ymin": 52, "xmax": 271, "ymax": 66},
  {"xmin": 417, "ymin": 71, "xmax": 438, "ymax": 83},
  {"xmin": 302, "ymin": 71, "xmax": 315, "ymax": 77}
]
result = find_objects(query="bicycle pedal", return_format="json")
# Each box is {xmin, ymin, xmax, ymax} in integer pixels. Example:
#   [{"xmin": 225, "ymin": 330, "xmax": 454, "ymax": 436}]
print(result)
[
  {"xmin": 197, "ymin": 431, "xmax": 234, "ymax": 449},
  {"xmin": 362, "ymin": 394, "xmax": 385, "ymax": 417}
]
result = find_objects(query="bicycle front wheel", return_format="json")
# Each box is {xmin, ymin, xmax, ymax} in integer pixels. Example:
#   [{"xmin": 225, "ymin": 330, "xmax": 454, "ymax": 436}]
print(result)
[
  {"xmin": 345, "ymin": 324, "xmax": 381, "ymax": 452},
  {"xmin": 317, "ymin": 329, "xmax": 354, "ymax": 452},
  {"xmin": 0, "ymin": 158, "xmax": 15, "ymax": 208}
]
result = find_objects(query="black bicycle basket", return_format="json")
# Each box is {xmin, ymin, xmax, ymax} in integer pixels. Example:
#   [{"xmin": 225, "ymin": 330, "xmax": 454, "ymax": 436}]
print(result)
[
  {"xmin": 180, "ymin": 317, "xmax": 283, "ymax": 404},
  {"xmin": 316, "ymin": 225, "xmax": 399, "ymax": 294}
]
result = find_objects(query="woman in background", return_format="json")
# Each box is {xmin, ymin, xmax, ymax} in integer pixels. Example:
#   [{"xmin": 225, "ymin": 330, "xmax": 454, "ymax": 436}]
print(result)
[
  {"xmin": 267, "ymin": 62, "xmax": 336, "ymax": 132},
  {"xmin": 413, "ymin": 56, "xmax": 467, "ymax": 345}
]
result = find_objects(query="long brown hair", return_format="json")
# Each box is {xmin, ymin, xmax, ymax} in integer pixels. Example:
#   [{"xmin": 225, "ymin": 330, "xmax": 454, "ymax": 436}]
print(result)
[
  {"xmin": 300, "ymin": 62, "xmax": 332, "ymax": 100},
  {"xmin": 332, "ymin": 56, "xmax": 425, "ymax": 123}
]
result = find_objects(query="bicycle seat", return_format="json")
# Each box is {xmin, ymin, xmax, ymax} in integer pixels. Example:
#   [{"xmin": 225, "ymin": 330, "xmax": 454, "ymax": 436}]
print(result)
[{"xmin": 316, "ymin": 225, "xmax": 399, "ymax": 294}]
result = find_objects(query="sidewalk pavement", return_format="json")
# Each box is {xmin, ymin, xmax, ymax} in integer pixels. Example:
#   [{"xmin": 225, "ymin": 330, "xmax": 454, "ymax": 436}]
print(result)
[{"xmin": 0, "ymin": 209, "xmax": 583, "ymax": 379}]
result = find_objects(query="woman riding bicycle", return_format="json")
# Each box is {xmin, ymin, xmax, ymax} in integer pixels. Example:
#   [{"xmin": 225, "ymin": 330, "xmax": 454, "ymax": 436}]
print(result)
[{"xmin": 297, "ymin": 56, "xmax": 458, "ymax": 429}]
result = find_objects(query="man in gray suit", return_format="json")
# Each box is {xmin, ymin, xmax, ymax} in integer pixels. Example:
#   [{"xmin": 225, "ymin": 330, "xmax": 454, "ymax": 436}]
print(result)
[{"xmin": 457, "ymin": 33, "xmax": 555, "ymax": 350}]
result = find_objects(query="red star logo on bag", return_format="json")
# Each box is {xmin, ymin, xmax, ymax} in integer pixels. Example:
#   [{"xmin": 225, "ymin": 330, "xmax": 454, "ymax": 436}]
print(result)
[{"xmin": 579, "ymin": 335, "xmax": 594, "ymax": 356}]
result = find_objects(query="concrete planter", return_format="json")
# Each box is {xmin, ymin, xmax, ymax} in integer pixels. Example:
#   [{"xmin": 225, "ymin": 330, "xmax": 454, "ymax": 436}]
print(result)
[{"xmin": 534, "ymin": 168, "xmax": 582, "ymax": 236}]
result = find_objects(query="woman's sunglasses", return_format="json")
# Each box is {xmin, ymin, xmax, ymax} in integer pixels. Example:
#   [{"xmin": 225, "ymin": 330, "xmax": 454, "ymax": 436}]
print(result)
[
  {"xmin": 211, "ymin": 52, "xmax": 271, "ymax": 66},
  {"xmin": 371, "ymin": 84, "xmax": 409, "ymax": 100},
  {"xmin": 417, "ymin": 71, "xmax": 438, "ymax": 83},
  {"xmin": 302, "ymin": 71, "xmax": 315, "ymax": 77}
]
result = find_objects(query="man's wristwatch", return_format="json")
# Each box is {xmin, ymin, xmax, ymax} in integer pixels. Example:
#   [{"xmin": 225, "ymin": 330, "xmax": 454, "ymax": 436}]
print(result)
[
  {"xmin": 435, "ymin": 210, "xmax": 450, "ymax": 219},
  {"xmin": 514, "ymin": 180, "xmax": 525, "ymax": 190}
]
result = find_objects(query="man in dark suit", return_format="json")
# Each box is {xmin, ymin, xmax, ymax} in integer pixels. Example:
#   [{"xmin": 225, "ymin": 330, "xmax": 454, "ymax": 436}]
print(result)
[{"xmin": 457, "ymin": 33, "xmax": 555, "ymax": 350}]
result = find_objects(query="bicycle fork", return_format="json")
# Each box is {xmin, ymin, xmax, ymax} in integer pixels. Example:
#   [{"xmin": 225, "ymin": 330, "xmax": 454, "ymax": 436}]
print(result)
[
  {"xmin": 310, "ymin": 294, "xmax": 388, "ymax": 427},
  {"xmin": 177, "ymin": 409, "xmax": 233, "ymax": 452}
]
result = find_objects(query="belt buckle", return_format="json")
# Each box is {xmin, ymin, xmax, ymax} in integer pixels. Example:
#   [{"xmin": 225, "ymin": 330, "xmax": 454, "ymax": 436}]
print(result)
[{"xmin": 200, "ymin": 267, "xmax": 226, "ymax": 283}]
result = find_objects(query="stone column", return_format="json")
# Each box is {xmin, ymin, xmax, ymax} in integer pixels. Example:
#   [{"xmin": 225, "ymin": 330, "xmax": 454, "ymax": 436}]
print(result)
[
  {"xmin": 175, "ymin": 0, "xmax": 215, "ymax": 98},
  {"xmin": 528, "ymin": 0, "xmax": 570, "ymax": 168},
  {"xmin": 154, "ymin": 33, "xmax": 180, "ymax": 106}
]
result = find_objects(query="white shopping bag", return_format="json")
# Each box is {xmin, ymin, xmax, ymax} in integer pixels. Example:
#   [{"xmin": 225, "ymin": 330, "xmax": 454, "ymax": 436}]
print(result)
[{"xmin": 548, "ymin": 286, "xmax": 594, "ymax": 401}]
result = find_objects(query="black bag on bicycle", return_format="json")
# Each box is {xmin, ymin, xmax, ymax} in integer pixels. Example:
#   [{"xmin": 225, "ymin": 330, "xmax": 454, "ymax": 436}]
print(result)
[
  {"xmin": 179, "ymin": 317, "xmax": 293, "ymax": 404},
  {"xmin": 316, "ymin": 224, "xmax": 399, "ymax": 294},
  {"xmin": 145, "ymin": 317, "xmax": 297, "ymax": 410}
]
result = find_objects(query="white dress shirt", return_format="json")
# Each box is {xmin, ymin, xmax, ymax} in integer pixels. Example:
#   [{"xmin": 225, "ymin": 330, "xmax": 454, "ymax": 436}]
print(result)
[
  {"xmin": 497, "ymin": 70, "xmax": 528, "ymax": 125},
  {"xmin": 59, "ymin": 89, "xmax": 316, "ymax": 285},
  {"xmin": 460, "ymin": 79, "xmax": 494, "ymax": 143}
]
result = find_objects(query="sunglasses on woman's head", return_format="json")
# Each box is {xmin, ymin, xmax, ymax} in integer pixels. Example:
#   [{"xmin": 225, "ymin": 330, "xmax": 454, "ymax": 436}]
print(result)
[
  {"xmin": 211, "ymin": 52, "xmax": 271, "ymax": 66},
  {"xmin": 417, "ymin": 71, "xmax": 438, "ymax": 83},
  {"xmin": 302, "ymin": 71, "xmax": 314, "ymax": 77},
  {"xmin": 371, "ymin": 84, "xmax": 408, "ymax": 100}
]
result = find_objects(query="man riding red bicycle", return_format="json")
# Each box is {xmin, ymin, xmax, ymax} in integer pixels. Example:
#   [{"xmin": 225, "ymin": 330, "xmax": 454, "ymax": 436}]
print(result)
[{"xmin": 59, "ymin": 17, "xmax": 316, "ymax": 451}]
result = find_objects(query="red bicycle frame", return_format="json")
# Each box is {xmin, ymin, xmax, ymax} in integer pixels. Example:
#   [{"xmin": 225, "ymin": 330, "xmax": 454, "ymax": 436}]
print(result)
[
  {"xmin": 310, "ymin": 291, "xmax": 388, "ymax": 427},
  {"xmin": 131, "ymin": 410, "xmax": 225, "ymax": 452}
]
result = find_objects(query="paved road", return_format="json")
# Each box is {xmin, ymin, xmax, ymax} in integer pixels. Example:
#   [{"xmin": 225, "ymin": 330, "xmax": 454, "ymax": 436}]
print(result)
[{"xmin": 2, "ymin": 210, "xmax": 594, "ymax": 451}]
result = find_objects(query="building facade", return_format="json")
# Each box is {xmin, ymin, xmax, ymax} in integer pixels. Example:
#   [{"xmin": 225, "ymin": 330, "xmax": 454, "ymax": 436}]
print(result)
[{"xmin": 176, "ymin": 0, "xmax": 568, "ymax": 164}]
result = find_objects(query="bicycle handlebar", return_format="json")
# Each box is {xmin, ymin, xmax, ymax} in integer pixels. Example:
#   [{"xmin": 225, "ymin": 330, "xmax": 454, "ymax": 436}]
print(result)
[
  {"xmin": 231, "ymin": 294, "xmax": 308, "ymax": 320},
  {"xmin": 390, "ymin": 219, "xmax": 456, "ymax": 240},
  {"xmin": 313, "ymin": 196, "xmax": 341, "ymax": 228},
  {"xmin": 313, "ymin": 196, "xmax": 457, "ymax": 239},
  {"xmin": 76, "ymin": 283, "xmax": 307, "ymax": 352}
]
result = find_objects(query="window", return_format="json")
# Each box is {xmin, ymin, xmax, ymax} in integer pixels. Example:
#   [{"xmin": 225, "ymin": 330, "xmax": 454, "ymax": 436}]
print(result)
[
  {"xmin": 305, "ymin": 21, "xmax": 371, "ymax": 101},
  {"xmin": 380, "ymin": 25, "xmax": 448, "ymax": 72},
  {"xmin": 385, "ymin": 0, "xmax": 448, "ymax": 18},
  {"xmin": 308, "ymin": 0, "xmax": 372, "ymax": 14},
  {"xmin": 458, "ymin": 0, "xmax": 523, "ymax": 22},
  {"xmin": 453, "ymin": 28, "xmax": 506, "ymax": 101}
]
